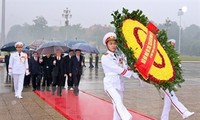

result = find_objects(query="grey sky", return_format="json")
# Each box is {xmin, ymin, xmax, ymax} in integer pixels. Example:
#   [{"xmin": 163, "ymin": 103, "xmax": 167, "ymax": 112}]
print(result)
[{"xmin": 1, "ymin": 0, "xmax": 200, "ymax": 34}]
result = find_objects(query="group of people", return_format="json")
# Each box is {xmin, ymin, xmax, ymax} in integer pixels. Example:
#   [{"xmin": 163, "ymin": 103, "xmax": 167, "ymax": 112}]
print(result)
[
  {"xmin": 8, "ymin": 42, "xmax": 84, "ymax": 99},
  {"xmin": 101, "ymin": 32, "xmax": 194, "ymax": 120},
  {"xmin": 7, "ymin": 32, "xmax": 194, "ymax": 120}
]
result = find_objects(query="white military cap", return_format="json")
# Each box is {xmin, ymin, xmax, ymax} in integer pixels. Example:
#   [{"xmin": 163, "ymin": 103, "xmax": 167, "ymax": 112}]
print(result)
[
  {"xmin": 15, "ymin": 42, "xmax": 23, "ymax": 48},
  {"xmin": 103, "ymin": 32, "xmax": 117, "ymax": 46},
  {"xmin": 167, "ymin": 39, "xmax": 176, "ymax": 43}
]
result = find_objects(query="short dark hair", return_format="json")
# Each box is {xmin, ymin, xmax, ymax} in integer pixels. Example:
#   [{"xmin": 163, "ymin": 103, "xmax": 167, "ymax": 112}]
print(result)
[
  {"xmin": 33, "ymin": 51, "xmax": 38, "ymax": 54},
  {"xmin": 75, "ymin": 49, "xmax": 81, "ymax": 52},
  {"xmin": 69, "ymin": 49, "xmax": 74, "ymax": 52}
]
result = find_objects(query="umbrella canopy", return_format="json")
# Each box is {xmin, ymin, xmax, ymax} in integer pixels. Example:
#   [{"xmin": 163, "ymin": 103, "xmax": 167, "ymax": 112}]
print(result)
[
  {"xmin": 64, "ymin": 40, "xmax": 86, "ymax": 48},
  {"xmin": 1, "ymin": 41, "xmax": 28, "ymax": 52},
  {"xmin": 36, "ymin": 41, "xmax": 69, "ymax": 54},
  {"xmin": 28, "ymin": 39, "xmax": 49, "ymax": 50},
  {"xmin": 1, "ymin": 42, "xmax": 17, "ymax": 52},
  {"xmin": 71, "ymin": 43, "xmax": 99, "ymax": 54}
]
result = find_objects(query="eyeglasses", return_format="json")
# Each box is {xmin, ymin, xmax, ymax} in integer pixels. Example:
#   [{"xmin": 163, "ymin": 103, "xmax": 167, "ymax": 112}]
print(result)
[{"xmin": 16, "ymin": 47, "xmax": 22, "ymax": 48}]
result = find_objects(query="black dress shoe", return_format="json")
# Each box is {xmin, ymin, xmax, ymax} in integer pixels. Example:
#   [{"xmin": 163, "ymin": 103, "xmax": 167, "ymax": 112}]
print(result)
[
  {"xmin": 46, "ymin": 89, "xmax": 51, "ymax": 92},
  {"xmin": 73, "ymin": 87, "xmax": 79, "ymax": 96},
  {"xmin": 74, "ymin": 91, "xmax": 79, "ymax": 96}
]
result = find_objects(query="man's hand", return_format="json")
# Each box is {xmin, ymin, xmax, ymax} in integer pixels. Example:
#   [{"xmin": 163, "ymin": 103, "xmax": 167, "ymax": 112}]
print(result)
[
  {"xmin": 69, "ymin": 73, "xmax": 72, "ymax": 77},
  {"xmin": 8, "ymin": 70, "xmax": 12, "ymax": 76},
  {"xmin": 132, "ymin": 72, "xmax": 139, "ymax": 79},
  {"xmin": 25, "ymin": 70, "xmax": 30, "ymax": 76},
  {"xmin": 8, "ymin": 72, "xmax": 12, "ymax": 76},
  {"xmin": 64, "ymin": 74, "xmax": 67, "ymax": 77}
]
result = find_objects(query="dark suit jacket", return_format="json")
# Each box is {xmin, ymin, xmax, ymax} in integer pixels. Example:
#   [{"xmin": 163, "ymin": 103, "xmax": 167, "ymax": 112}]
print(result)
[
  {"xmin": 5, "ymin": 54, "xmax": 10, "ymax": 73},
  {"xmin": 63, "ymin": 55, "xmax": 72, "ymax": 74},
  {"xmin": 29, "ymin": 57, "xmax": 42, "ymax": 75},
  {"xmin": 41, "ymin": 56, "xmax": 53, "ymax": 77},
  {"xmin": 69, "ymin": 55, "xmax": 83, "ymax": 75},
  {"xmin": 52, "ymin": 56, "xmax": 65, "ymax": 77}
]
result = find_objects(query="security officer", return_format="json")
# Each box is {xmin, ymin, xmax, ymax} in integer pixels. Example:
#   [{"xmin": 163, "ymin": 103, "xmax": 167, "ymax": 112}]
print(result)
[
  {"xmin": 161, "ymin": 39, "xmax": 194, "ymax": 120},
  {"xmin": 95, "ymin": 53, "xmax": 99, "ymax": 68},
  {"xmin": 101, "ymin": 32, "xmax": 138, "ymax": 120},
  {"xmin": 89, "ymin": 53, "xmax": 94, "ymax": 68},
  {"xmin": 8, "ymin": 42, "xmax": 29, "ymax": 99}
]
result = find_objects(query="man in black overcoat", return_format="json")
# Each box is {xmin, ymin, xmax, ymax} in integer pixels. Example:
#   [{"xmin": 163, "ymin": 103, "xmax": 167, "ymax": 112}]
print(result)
[
  {"xmin": 69, "ymin": 49, "xmax": 83, "ymax": 96},
  {"xmin": 29, "ymin": 52, "xmax": 42, "ymax": 91},
  {"xmin": 51, "ymin": 49, "xmax": 65, "ymax": 96},
  {"xmin": 63, "ymin": 49, "xmax": 74, "ymax": 90},
  {"xmin": 41, "ymin": 53, "xmax": 53, "ymax": 91}
]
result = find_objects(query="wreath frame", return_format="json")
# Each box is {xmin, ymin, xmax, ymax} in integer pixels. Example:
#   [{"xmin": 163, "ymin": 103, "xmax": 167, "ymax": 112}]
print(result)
[{"xmin": 111, "ymin": 8, "xmax": 184, "ymax": 92}]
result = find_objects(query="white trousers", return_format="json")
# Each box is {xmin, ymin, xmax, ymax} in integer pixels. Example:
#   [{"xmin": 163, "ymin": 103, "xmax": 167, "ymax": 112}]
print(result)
[
  {"xmin": 161, "ymin": 89, "xmax": 188, "ymax": 120},
  {"xmin": 12, "ymin": 74, "xmax": 25, "ymax": 97},
  {"xmin": 106, "ymin": 88, "xmax": 132, "ymax": 120}
]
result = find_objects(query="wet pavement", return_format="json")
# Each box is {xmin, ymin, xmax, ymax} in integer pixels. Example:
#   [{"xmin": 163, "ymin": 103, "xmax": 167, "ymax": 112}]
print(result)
[{"xmin": 0, "ymin": 62, "xmax": 200, "ymax": 120}]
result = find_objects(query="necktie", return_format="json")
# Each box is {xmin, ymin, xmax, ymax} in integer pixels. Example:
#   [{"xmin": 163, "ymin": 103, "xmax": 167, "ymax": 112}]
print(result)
[
  {"xmin": 19, "ymin": 53, "xmax": 21, "ymax": 56},
  {"xmin": 34, "ymin": 57, "xmax": 37, "ymax": 61},
  {"xmin": 77, "ymin": 56, "xmax": 80, "ymax": 61},
  {"xmin": 114, "ymin": 53, "xmax": 117, "ymax": 58}
]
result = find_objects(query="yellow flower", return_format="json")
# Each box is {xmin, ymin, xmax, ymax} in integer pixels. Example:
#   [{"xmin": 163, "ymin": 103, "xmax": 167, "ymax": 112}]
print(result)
[{"xmin": 122, "ymin": 19, "xmax": 174, "ymax": 83}]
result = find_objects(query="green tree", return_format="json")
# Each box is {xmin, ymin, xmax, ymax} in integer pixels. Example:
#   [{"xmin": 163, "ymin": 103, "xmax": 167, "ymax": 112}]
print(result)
[
  {"xmin": 182, "ymin": 24, "xmax": 200, "ymax": 55},
  {"xmin": 33, "ymin": 16, "xmax": 48, "ymax": 28}
]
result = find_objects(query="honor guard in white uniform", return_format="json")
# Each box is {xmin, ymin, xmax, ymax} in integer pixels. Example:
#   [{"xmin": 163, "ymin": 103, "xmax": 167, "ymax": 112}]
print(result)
[
  {"xmin": 8, "ymin": 42, "xmax": 29, "ymax": 99},
  {"xmin": 101, "ymin": 32, "xmax": 138, "ymax": 120},
  {"xmin": 161, "ymin": 39, "xmax": 194, "ymax": 120}
]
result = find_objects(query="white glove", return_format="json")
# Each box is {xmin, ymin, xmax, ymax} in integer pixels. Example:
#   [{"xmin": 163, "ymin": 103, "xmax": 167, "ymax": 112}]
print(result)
[
  {"xmin": 8, "ymin": 70, "xmax": 12, "ymax": 76},
  {"xmin": 132, "ymin": 72, "xmax": 139, "ymax": 79},
  {"xmin": 25, "ymin": 70, "xmax": 30, "ymax": 76},
  {"xmin": 8, "ymin": 72, "xmax": 12, "ymax": 76}
]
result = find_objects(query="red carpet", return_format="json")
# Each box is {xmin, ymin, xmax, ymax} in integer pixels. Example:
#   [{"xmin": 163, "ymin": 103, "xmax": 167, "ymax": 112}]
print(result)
[{"xmin": 35, "ymin": 90, "xmax": 156, "ymax": 120}]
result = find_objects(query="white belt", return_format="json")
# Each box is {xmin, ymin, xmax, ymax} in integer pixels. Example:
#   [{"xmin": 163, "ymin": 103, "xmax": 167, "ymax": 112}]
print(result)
[{"xmin": 105, "ymin": 73, "xmax": 118, "ymax": 76}]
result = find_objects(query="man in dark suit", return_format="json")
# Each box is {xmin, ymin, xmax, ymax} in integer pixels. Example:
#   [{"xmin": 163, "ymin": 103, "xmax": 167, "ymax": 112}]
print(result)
[
  {"xmin": 5, "ymin": 53, "xmax": 11, "ymax": 82},
  {"xmin": 63, "ymin": 49, "xmax": 74, "ymax": 90},
  {"xmin": 29, "ymin": 52, "xmax": 42, "ymax": 91},
  {"xmin": 24, "ymin": 53, "xmax": 31, "ymax": 87},
  {"xmin": 41, "ymin": 53, "xmax": 53, "ymax": 91},
  {"xmin": 69, "ymin": 49, "xmax": 83, "ymax": 96},
  {"xmin": 52, "ymin": 49, "xmax": 65, "ymax": 96},
  {"xmin": 5, "ymin": 53, "xmax": 10, "ymax": 74}
]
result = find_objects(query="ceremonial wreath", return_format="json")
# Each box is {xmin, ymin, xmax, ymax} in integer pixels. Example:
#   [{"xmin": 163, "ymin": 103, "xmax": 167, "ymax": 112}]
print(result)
[{"xmin": 111, "ymin": 8, "xmax": 184, "ymax": 92}]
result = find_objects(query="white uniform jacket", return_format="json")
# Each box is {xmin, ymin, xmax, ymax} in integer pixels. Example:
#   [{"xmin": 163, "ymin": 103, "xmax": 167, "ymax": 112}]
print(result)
[
  {"xmin": 101, "ymin": 50, "xmax": 133, "ymax": 91},
  {"xmin": 9, "ymin": 52, "xmax": 29, "ymax": 74}
]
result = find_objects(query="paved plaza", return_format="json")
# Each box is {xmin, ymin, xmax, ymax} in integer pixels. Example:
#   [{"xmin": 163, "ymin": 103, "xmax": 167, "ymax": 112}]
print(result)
[{"xmin": 0, "ymin": 62, "xmax": 200, "ymax": 120}]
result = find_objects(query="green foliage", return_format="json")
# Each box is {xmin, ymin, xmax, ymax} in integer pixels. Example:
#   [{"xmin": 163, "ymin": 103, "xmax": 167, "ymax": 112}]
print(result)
[
  {"xmin": 111, "ymin": 8, "xmax": 185, "ymax": 92},
  {"xmin": 33, "ymin": 16, "xmax": 48, "ymax": 28}
]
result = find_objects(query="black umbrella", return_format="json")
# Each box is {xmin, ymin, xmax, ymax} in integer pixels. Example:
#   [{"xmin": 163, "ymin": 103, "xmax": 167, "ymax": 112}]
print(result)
[
  {"xmin": 36, "ymin": 41, "xmax": 69, "ymax": 54},
  {"xmin": 1, "ymin": 42, "xmax": 17, "ymax": 52},
  {"xmin": 1, "ymin": 42, "xmax": 27, "ymax": 52},
  {"xmin": 71, "ymin": 43, "xmax": 99, "ymax": 54}
]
